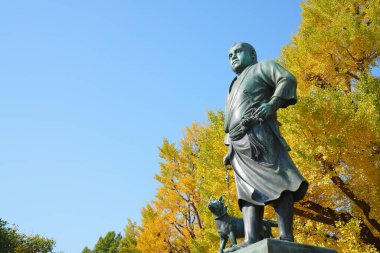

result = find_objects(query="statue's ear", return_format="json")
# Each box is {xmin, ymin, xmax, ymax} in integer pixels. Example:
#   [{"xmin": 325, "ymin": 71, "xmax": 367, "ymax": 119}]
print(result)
[{"xmin": 219, "ymin": 196, "xmax": 224, "ymax": 203}]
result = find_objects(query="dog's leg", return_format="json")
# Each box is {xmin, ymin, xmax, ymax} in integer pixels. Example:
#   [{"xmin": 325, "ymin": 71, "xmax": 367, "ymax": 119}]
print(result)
[
  {"xmin": 229, "ymin": 231, "xmax": 237, "ymax": 245},
  {"xmin": 260, "ymin": 221, "xmax": 271, "ymax": 239},
  {"xmin": 219, "ymin": 237, "xmax": 227, "ymax": 253}
]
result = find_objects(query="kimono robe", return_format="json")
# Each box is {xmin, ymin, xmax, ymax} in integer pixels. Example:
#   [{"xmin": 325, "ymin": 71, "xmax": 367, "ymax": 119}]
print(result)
[{"xmin": 224, "ymin": 60, "xmax": 308, "ymax": 208}]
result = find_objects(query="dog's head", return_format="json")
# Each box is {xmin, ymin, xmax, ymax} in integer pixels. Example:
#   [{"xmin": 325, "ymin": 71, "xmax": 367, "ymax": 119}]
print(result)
[{"xmin": 208, "ymin": 196, "xmax": 227, "ymax": 218}]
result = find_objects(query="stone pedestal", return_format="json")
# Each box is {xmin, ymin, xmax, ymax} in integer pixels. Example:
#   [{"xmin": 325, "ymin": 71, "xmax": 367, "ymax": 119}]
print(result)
[{"xmin": 230, "ymin": 238, "xmax": 337, "ymax": 253}]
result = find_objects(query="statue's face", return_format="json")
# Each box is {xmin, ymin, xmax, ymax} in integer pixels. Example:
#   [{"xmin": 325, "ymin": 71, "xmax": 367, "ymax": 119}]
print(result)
[{"xmin": 228, "ymin": 43, "xmax": 255, "ymax": 74}]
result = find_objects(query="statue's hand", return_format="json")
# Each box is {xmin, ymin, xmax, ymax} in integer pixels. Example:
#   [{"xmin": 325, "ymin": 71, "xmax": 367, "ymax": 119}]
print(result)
[
  {"xmin": 223, "ymin": 146, "xmax": 232, "ymax": 166},
  {"xmin": 223, "ymin": 153, "xmax": 231, "ymax": 166},
  {"xmin": 241, "ymin": 117, "xmax": 251, "ymax": 128},
  {"xmin": 252, "ymin": 102, "xmax": 275, "ymax": 119}
]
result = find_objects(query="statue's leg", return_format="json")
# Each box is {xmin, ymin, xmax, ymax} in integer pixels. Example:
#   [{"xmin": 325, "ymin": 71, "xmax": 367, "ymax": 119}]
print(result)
[
  {"xmin": 273, "ymin": 191, "xmax": 294, "ymax": 241},
  {"xmin": 241, "ymin": 200, "xmax": 264, "ymax": 244}
]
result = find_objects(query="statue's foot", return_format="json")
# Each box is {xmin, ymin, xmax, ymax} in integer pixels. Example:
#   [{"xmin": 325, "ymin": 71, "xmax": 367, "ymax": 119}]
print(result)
[{"xmin": 223, "ymin": 242, "xmax": 252, "ymax": 253}]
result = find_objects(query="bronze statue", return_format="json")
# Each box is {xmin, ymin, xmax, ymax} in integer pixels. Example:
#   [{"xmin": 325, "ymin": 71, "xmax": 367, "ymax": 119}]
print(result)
[
  {"xmin": 208, "ymin": 196, "xmax": 277, "ymax": 253},
  {"xmin": 223, "ymin": 42, "xmax": 308, "ymax": 252}
]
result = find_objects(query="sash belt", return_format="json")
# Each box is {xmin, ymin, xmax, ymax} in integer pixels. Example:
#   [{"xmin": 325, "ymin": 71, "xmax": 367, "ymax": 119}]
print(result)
[{"xmin": 229, "ymin": 120, "xmax": 267, "ymax": 160}]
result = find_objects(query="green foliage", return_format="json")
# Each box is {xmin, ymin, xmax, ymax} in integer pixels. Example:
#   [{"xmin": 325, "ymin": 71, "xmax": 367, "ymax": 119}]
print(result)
[
  {"xmin": 82, "ymin": 220, "xmax": 141, "ymax": 253},
  {"xmin": 94, "ymin": 231, "xmax": 122, "ymax": 253},
  {"xmin": 82, "ymin": 246, "xmax": 92, "ymax": 253},
  {"xmin": 0, "ymin": 218, "xmax": 56, "ymax": 253},
  {"xmin": 82, "ymin": 231, "xmax": 122, "ymax": 253},
  {"xmin": 119, "ymin": 219, "xmax": 140, "ymax": 253}
]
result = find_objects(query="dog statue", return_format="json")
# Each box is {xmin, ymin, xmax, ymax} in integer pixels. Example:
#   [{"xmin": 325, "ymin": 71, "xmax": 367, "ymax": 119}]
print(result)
[{"xmin": 208, "ymin": 196, "xmax": 277, "ymax": 253}]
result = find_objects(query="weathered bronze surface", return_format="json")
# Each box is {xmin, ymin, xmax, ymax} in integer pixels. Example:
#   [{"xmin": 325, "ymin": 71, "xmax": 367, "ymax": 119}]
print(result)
[{"xmin": 223, "ymin": 42, "xmax": 308, "ymax": 252}]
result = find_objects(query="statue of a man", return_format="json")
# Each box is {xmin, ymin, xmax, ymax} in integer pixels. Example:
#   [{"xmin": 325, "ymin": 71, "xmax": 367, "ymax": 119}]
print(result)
[{"xmin": 223, "ymin": 42, "xmax": 308, "ymax": 251}]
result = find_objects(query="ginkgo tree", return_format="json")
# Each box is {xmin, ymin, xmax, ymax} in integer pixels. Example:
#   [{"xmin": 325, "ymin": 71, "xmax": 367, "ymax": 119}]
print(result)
[
  {"xmin": 137, "ymin": 124, "xmax": 203, "ymax": 253},
  {"xmin": 279, "ymin": 0, "xmax": 380, "ymax": 251},
  {"xmin": 137, "ymin": 0, "xmax": 380, "ymax": 252},
  {"xmin": 93, "ymin": 0, "xmax": 380, "ymax": 252},
  {"xmin": 281, "ymin": 0, "xmax": 380, "ymax": 93}
]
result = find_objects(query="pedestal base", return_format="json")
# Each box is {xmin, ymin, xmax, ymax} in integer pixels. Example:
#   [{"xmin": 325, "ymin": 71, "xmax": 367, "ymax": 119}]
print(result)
[{"xmin": 229, "ymin": 238, "xmax": 337, "ymax": 253}]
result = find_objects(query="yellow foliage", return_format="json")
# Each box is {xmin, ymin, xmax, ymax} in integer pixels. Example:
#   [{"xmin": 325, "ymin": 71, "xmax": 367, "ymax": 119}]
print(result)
[
  {"xmin": 137, "ymin": 1, "xmax": 380, "ymax": 252},
  {"xmin": 278, "ymin": 0, "xmax": 380, "ymax": 251},
  {"xmin": 336, "ymin": 219, "xmax": 378, "ymax": 253},
  {"xmin": 281, "ymin": 0, "xmax": 380, "ymax": 93},
  {"xmin": 137, "ymin": 124, "xmax": 203, "ymax": 253},
  {"xmin": 138, "ymin": 98, "xmax": 380, "ymax": 252}
]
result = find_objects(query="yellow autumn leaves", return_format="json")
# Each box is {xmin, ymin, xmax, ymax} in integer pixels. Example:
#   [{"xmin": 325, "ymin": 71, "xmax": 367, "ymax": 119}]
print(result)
[{"xmin": 135, "ymin": 1, "xmax": 380, "ymax": 252}]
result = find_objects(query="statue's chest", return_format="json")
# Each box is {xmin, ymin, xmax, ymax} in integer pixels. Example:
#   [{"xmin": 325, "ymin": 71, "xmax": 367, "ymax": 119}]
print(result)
[{"xmin": 227, "ymin": 76, "xmax": 269, "ymax": 106}]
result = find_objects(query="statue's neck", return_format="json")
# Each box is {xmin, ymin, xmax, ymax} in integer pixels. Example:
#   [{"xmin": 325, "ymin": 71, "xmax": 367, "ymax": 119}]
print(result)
[
  {"xmin": 236, "ymin": 63, "xmax": 254, "ymax": 77},
  {"xmin": 214, "ymin": 211, "xmax": 227, "ymax": 220}
]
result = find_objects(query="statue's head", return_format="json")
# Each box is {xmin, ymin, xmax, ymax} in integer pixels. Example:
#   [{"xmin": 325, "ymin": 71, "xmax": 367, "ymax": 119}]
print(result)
[
  {"xmin": 228, "ymin": 42, "xmax": 257, "ymax": 75},
  {"xmin": 208, "ymin": 196, "xmax": 227, "ymax": 218}
]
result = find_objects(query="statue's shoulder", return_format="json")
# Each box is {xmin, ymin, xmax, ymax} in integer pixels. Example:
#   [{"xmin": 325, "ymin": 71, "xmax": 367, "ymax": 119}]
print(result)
[
  {"xmin": 250, "ymin": 60, "xmax": 278, "ymax": 76},
  {"xmin": 256, "ymin": 60, "xmax": 290, "ymax": 75},
  {"xmin": 257, "ymin": 59, "xmax": 279, "ymax": 68}
]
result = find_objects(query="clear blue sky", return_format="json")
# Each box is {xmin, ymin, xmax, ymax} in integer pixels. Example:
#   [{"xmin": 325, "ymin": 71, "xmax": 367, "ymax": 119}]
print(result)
[{"xmin": 0, "ymin": 1, "xmax": 302, "ymax": 252}]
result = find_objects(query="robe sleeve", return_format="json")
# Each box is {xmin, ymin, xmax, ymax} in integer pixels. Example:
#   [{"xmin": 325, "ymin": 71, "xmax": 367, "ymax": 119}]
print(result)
[{"xmin": 259, "ymin": 60, "xmax": 297, "ymax": 108}]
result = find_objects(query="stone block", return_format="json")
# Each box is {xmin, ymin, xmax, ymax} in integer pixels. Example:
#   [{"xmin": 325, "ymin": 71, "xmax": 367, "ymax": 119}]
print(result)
[{"xmin": 230, "ymin": 238, "xmax": 337, "ymax": 253}]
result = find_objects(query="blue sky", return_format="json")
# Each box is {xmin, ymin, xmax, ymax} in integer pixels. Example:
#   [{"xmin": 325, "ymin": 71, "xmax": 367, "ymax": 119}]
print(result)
[{"xmin": 0, "ymin": 1, "xmax": 302, "ymax": 252}]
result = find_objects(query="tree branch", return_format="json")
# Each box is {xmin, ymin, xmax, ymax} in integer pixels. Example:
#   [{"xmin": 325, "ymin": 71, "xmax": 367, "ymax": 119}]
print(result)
[
  {"xmin": 345, "ymin": 71, "xmax": 360, "ymax": 80},
  {"xmin": 294, "ymin": 207, "xmax": 335, "ymax": 225},
  {"xmin": 299, "ymin": 200, "xmax": 352, "ymax": 223},
  {"xmin": 190, "ymin": 203, "xmax": 203, "ymax": 229},
  {"xmin": 324, "ymin": 163, "xmax": 380, "ymax": 233},
  {"xmin": 296, "ymin": 200, "xmax": 380, "ymax": 250}
]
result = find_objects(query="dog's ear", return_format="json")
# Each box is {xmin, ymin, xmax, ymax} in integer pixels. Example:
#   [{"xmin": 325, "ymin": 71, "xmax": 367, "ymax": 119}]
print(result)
[
  {"xmin": 210, "ymin": 196, "xmax": 214, "ymax": 202},
  {"xmin": 219, "ymin": 195, "xmax": 224, "ymax": 203}
]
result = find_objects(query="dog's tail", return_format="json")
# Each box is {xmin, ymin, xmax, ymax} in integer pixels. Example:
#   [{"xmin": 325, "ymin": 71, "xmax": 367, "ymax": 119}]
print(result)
[{"xmin": 264, "ymin": 219, "xmax": 278, "ymax": 227}]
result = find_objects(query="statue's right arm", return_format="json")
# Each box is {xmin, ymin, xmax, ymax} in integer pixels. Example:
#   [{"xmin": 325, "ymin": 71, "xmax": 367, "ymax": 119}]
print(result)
[{"xmin": 223, "ymin": 145, "xmax": 232, "ymax": 166}]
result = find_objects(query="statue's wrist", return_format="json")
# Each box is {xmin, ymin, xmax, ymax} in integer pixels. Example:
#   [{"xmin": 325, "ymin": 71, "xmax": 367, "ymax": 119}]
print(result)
[{"xmin": 268, "ymin": 97, "xmax": 282, "ymax": 112}]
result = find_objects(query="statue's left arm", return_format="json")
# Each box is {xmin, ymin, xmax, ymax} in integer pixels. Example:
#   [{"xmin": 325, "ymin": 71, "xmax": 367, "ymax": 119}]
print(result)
[{"xmin": 252, "ymin": 60, "xmax": 297, "ymax": 119}]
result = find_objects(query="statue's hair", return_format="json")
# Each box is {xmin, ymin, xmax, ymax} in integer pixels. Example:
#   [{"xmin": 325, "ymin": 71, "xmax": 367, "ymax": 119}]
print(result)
[{"xmin": 231, "ymin": 42, "xmax": 258, "ymax": 63}]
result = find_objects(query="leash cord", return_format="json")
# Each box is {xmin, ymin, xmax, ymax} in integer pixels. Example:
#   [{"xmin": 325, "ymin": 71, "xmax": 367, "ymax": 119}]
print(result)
[{"xmin": 225, "ymin": 165, "xmax": 231, "ymax": 207}]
